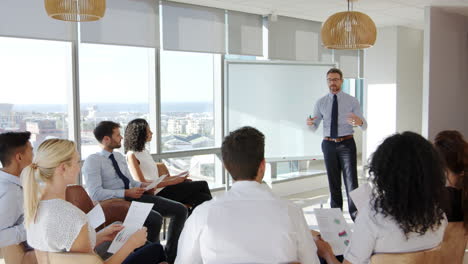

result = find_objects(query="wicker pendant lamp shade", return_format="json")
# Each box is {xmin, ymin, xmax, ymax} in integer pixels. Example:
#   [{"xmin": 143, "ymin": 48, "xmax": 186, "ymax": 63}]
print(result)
[
  {"xmin": 321, "ymin": 1, "xmax": 376, "ymax": 49},
  {"xmin": 45, "ymin": 0, "xmax": 106, "ymax": 22}
]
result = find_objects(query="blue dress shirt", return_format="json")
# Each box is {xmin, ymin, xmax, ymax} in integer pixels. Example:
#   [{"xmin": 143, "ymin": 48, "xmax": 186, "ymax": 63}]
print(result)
[
  {"xmin": 311, "ymin": 91, "xmax": 367, "ymax": 137},
  {"xmin": 0, "ymin": 170, "xmax": 26, "ymax": 247},
  {"xmin": 82, "ymin": 150, "xmax": 142, "ymax": 201}
]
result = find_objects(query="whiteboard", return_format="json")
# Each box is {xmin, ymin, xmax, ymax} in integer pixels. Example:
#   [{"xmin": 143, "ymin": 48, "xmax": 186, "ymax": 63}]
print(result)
[{"xmin": 226, "ymin": 60, "xmax": 335, "ymax": 159}]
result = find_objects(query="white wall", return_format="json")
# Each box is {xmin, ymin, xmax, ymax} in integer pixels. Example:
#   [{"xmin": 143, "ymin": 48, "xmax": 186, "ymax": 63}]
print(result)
[
  {"xmin": 397, "ymin": 27, "xmax": 424, "ymax": 134},
  {"xmin": 423, "ymin": 7, "xmax": 468, "ymax": 140},
  {"xmin": 364, "ymin": 26, "xmax": 424, "ymax": 160}
]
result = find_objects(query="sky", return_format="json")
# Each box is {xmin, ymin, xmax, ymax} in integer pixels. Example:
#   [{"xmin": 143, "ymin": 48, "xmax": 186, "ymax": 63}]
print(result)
[{"xmin": 0, "ymin": 37, "xmax": 214, "ymax": 105}]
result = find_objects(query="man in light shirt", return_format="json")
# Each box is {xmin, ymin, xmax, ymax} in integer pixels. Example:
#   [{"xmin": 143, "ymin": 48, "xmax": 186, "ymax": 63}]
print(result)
[
  {"xmin": 175, "ymin": 126, "xmax": 320, "ymax": 264},
  {"xmin": 0, "ymin": 132, "xmax": 36, "ymax": 263}
]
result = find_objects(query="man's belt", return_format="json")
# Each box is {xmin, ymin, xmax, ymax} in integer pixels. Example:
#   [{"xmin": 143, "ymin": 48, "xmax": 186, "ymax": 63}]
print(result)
[{"xmin": 323, "ymin": 135, "xmax": 353, "ymax": 143}]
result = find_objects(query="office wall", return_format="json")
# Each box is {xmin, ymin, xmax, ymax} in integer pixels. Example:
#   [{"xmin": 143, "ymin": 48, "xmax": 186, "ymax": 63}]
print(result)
[
  {"xmin": 396, "ymin": 27, "xmax": 424, "ymax": 134},
  {"xmin": 423, "ymin": 7, "xmax": 468, "ymax": 139},
  {"xmin": 364, "ymin": 26, "xmax": 423, "ymax": 160}
]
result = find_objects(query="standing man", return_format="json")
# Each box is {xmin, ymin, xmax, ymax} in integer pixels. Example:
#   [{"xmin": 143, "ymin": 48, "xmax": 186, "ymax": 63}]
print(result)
[{"xmin": 307, "ymin": 68, "xmax": 367, "ymax": 220}]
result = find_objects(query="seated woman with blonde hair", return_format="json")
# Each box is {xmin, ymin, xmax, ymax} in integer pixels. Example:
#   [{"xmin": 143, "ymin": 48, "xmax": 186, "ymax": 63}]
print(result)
[{"xmin": 22, "ymin": 139, "xmax": 166, "ymax": 264}]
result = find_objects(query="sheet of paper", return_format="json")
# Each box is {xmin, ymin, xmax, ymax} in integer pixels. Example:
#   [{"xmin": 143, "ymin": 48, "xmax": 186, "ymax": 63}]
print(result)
[
  {"xmin": 178, "ymin": 161, "xmax": 200, "ymax": 177},
  {"xmin": 86, "ymin": 204, "xmax": 105, "ymax": 229},
  {"xmin": 108, "ymin": 201, "xmax": 153, "ymax": 253},
  {"xmin": 144, "ymin": 174, "xmax": 168, "ymax": 191},
  {"xmin": 314, "ymin": 208, "xmax": 352, "ymax": 255},
  {"xmin": 349, "ymin": 183, "xmax": 372, "ymax": 211},
  {"xmin": 107, "ymin": 226, "xmax": 139, "ymax": 254}
]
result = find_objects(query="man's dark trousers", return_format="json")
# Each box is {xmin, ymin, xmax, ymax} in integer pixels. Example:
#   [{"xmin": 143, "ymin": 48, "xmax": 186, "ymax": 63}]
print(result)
[{"xmin": 322, "ymin": 137, "xmax": 358, "ymax": 220}]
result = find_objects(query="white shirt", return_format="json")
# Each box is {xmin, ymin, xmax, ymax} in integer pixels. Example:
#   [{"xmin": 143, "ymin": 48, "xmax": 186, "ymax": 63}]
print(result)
[
  {"xmin": 0, "ymin": 170, "xmax": 26, "ymax": 247},
  {"xmin": 27, "ymin": 199, "xmax": 97, "ymax": 252},
  {"xmin": 126, "ymin": 150, "xmax": 165, "ymax": 194},
  {"xmin": 344, "ymin": 199, "xmax": 447, "ymax": 264},
  {"xmin": 175, "ymin": 181, "xmax": 320, "ymax": 264}
]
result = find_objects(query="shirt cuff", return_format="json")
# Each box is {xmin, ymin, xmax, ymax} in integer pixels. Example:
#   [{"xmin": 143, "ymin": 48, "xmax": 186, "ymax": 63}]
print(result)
[{"xmin": 116, "ymin": 189, "xmax": 126, "ymax": 198}]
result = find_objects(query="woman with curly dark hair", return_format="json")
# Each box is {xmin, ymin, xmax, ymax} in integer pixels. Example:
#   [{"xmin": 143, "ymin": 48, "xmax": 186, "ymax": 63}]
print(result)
[
  {"xmin": 314, "ymin": 132, "xmax": 448, "ymax": 264},
  {"xmin": 124, "ymin": 119, "xmax": 212, "ymax": 211},
  {"xmin": 434, "ymin": 130, "xmax": 468, "ymax": 227}
]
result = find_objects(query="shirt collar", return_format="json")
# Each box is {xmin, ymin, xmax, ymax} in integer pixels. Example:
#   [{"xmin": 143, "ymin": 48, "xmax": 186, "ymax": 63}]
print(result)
[
  {"xmin": 100, "ymin": 149, "xmax": 113, "ymax": 158},
  {"xmin": 231, "ymin": 180, "xmax": 262, "ymax": 190},
  {"xmin": 328, "ymin": 90, "xmax": 343, "ymax": 99},
  {"xmin": 0, "ymin": 169, "xmax": 22, "ymax": 187}
]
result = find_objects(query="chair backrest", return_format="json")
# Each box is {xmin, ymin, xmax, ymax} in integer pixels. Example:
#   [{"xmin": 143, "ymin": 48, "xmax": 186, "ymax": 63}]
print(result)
[
  {"xmin": 370, "ymin": 245, "xmax": 441, "ymax": 264},
  {"xmin": 1, "ymin": 244, "xmax": 25, "ymax": 264},
  {"xmin": 65, "ymin": 185, "xmax": 94, "ymax": 214},
  {"xmin": 99, "ymin": 198, "xmax": 131, "ymax": 227},
  {"xmin": 1, "ymin": 244, "xmax": 36, "ymax": 264},
  {"xmin": 156, "ymin": 162, "xmax": 170, "ymax": 176},
  {"xmin": 65, "ymin": 185, "xmax": 130, "ymax": 230},
  {"xmin": 440, "ymin": 221, "xmax": 468, "ymax": 264},
  {"xmin": 35, "ymin": 250, "xmax": 103, "ymax": 264}
]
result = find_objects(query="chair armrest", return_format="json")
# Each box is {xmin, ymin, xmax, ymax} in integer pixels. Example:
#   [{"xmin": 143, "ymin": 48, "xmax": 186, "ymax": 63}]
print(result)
[{"xmin": 36, "ymin": 250, "xmax": 103, "ymax": 264}]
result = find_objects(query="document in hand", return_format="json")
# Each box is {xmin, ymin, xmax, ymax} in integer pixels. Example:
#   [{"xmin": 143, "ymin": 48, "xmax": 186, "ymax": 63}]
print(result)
[
  {"xmin": 314, "ymin": 208, "xmax": 352, "ymax": 255},
  {"xmin": 107, "ymin": 201, "xmax": 153, "ymax": 253},
  {"xmin": 87, "ymin": 204, "xmax": 106, "ymax": 229},
  {"xmin": 178, "ymin": 161, "xmax": 200, "ymax": 177},
  {"xmin": 144, "ymin": 174, "xmax": 168, "ymax": 191}
]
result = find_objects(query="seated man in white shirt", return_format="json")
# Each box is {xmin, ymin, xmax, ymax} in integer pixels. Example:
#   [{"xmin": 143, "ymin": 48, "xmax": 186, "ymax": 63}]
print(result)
[
  {"xmin": 175, "ymin": 126, "xmax": 320, "ymax": 264},
  {"xmin": 0, "ymin": 132, "xmax": 37, "ymax": 263}
]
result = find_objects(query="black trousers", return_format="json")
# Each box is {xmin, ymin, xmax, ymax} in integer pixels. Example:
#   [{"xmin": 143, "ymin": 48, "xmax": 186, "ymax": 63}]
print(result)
[
  {"xmin": 126, "ymin": 194, "xmax": 188, "ymax": 263},
  {"xmin": 322, "ymin": 138, "xmax": 359, "ymax": 220},
  {"xmin": 157, "ymin": 180, "xmax": 212, "ymax": 210},
  {"xmin": 123, "ymin": 243, "xmax": 167, "ymax": 264}
]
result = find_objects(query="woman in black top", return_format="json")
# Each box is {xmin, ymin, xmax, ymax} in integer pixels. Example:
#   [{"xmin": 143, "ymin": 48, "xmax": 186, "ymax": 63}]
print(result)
[{"xmin": 434, "ymin": 130, "xmax": 468, "ymax": 225}]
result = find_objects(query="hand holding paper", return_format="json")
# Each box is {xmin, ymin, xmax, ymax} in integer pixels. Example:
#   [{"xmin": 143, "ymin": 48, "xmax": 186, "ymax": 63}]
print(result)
[
  {"xmin": 107, "ymin": 201, "xmax": 153, "ymax": 253},
  {"xmin": 314, "ymin": 208, "xmax": 352, "ymax": 255},
  {"xmin": 144, "ymin": 174, "xmax": 168, "ymax": 191}
]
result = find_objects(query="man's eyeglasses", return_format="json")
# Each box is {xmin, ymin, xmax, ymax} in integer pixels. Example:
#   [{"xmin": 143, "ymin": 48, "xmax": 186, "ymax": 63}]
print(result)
[{"xmin": 327, "ymin": 78, "xmax": 342, "ymax": 83}]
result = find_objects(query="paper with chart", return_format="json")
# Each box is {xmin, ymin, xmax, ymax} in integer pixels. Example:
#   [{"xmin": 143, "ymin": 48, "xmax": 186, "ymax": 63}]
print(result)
[
  {"xmin": 314, "ymin": 208, "xmax": 352, "ymax": 255},
  {"xmin": 144, "ymin": 174, "xmax": 168, "ymax": 191},
  {"xmin": 349, "ymin": 182, "xmax": 372, "ymax": 211},
  {"xmin": 107, "ymin": 201, "xmax": 153, "ymax": 253},
  {"xmin": 87, "ymin": 204, "xmax": 105, "ymax": 229}
]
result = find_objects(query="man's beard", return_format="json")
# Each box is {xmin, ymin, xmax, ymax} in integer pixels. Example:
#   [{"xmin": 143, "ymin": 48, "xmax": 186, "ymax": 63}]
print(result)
[
  {"xmin": 110, "ymin": 140, "xmax": 121, "ymax": 149},
  {"xmin": 329, "ymin": 85, "xmax": 340, "ymax": 92}
]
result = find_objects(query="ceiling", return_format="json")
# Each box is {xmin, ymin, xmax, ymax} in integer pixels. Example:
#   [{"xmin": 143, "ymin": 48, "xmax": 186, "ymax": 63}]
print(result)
[{"xmin": 168, "ymin": 0, "xmax": 468, "ymax": 29}]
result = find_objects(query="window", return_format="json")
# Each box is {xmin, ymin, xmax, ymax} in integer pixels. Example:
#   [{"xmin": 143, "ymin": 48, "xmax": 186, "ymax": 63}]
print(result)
[
  {"xmin": 343, "ymin": 78, "xmax": 364, "ymax": 112},
  {"xmin": 79, "ymin": 43, "xmax": 155, "ymax": 158},
  {"xmin": 160, "ymin": 50, "xmax": 219, "ymax": 152},
  {"xmin": 0, "ymin": 37, "xmax": 72, "ymax": 148},
  {"xmin": 162, "ymin": 154, "xmax": 224, "ymax": 188}
]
